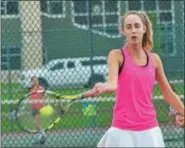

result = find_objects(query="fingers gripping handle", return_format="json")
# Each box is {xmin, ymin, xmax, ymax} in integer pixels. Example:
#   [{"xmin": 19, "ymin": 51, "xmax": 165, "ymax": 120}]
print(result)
[{"xmin": 81, "ymin": 88, "xmax": 97, "ymax": 98}]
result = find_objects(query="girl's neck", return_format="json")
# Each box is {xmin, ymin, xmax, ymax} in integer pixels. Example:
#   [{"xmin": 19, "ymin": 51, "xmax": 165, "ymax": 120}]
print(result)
[{"xmin": 127, "ymin": 44, "xmax": 145, "ymax": 58}]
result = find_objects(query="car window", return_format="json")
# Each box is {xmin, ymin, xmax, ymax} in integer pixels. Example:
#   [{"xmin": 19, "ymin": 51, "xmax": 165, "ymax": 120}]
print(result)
[
  {"xmin": 81, "ymin": 59, "xmax": 106, "ymax": 66},
  {"xmin": 93, "ymin": 59, "xmax": 107, "ymax": 65},
  {"xmin": 50, "ymin": 62, "xmax": 64, "ymax": 70},
  {"xmin": 67, "ymin": 61, "xmax": 75, "ymax": 68}
]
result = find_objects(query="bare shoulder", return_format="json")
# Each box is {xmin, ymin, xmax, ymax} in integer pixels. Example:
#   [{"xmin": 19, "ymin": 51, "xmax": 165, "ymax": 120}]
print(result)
[
  {"xmin": 108, "ymin": 49, "xmax": 122, "ymax": 57},
  {"xmin": 150, "ymin": 52, "xmax": 162, "ymax": 68},
  {"xmin": 151, "ymin": 52, "xmax": 161, "ymax": 61},
  {"xmin": 108, "ymin": 49, "xmax": 123, "ymax": 65}
]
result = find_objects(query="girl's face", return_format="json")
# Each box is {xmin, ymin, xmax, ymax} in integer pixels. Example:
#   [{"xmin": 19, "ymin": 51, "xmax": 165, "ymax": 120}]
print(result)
[{"xmin": 122, "ymin": 14, "xmax": 146, "ymax": 46}]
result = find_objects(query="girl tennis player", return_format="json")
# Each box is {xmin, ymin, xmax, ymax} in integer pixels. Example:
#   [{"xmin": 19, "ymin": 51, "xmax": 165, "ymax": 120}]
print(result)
[
  {"xmin": 30, "ymin": 76, "xmax": 47, "ymax": 144},
  {"xmin": 87, "ymin": 11, "xmax": 184, "ymax": 147}
]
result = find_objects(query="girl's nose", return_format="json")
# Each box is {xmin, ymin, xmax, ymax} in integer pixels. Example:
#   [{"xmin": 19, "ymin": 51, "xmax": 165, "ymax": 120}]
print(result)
[{"xmin": 131, "ymin": 27, "xmax": 136, "ymax": 32}]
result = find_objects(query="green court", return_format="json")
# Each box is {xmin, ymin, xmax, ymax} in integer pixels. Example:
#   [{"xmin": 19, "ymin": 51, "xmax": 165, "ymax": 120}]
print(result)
[{"xmin": 2, "ymin": 94, "xmax": 184, "ymax": 147}]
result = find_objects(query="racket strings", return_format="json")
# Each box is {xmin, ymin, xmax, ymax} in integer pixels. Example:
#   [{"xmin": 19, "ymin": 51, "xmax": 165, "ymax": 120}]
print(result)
[
  {"xmin": 16, "ymin": 90, "xmax": 82, "ymax": 133},
  {"xmin": 16, "ymin": 93, "xmax": 64, "ymax": 133}
]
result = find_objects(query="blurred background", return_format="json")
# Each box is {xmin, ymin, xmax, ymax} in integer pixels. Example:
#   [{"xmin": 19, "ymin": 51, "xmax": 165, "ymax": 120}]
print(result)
[{"xmin": 1, "ymin": 0, "xmax": 184, "ymax": 147}]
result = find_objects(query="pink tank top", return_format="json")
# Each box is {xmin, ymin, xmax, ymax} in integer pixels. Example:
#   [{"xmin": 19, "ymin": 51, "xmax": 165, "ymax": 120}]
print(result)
[
  {"xmin": 30, "ymin": 85, "xmax": 44, "ymax": 110},
  {"xmin": 111, "ymin": 47, "xmax": 158, "ymax": 131}
]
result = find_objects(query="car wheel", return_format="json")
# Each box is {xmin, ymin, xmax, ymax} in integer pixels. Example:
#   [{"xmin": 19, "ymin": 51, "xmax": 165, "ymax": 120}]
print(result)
[{"xmin": 85, "ymin": 75, "xmax": 105, "ymax": 88}]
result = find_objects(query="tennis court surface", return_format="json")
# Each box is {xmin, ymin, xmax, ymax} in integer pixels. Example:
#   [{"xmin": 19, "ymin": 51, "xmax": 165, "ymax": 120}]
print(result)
[{"xmin": 2, "ymin": 126, "xmax": 184, "ymax": 147}]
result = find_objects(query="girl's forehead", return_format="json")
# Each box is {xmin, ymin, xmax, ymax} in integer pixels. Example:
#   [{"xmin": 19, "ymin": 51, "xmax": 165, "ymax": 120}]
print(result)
[{"xmin": 124, "ymin": 14, "xmax": 143, "ymax": 25}]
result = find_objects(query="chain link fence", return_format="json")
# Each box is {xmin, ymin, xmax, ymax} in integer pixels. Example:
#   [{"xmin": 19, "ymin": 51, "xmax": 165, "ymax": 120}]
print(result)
[{"xmin": 1, "ymin": 0, "xmax": 184, "ymax": 147}]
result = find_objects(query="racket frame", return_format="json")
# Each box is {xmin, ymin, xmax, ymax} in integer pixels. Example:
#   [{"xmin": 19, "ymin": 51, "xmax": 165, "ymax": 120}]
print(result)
[{"xmin": 15, "ymin": 90, "xmax": 84, "ymax": 133}]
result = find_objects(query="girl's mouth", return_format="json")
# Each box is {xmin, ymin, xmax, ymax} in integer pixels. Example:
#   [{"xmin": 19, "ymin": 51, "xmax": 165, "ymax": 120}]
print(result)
[{"xmin": 131, "ymin": 36, "xmax": 137, "ymax": 40}]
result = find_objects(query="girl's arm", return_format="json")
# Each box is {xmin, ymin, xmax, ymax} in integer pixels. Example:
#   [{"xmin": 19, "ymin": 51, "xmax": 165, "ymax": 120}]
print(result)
[
  {"xmin": 153, "ymin": 53, "xmax": 184, "ymax": 116},
  {"xmin": 94, "ymin": 49, "xmax": 123, "ymax": 95}
]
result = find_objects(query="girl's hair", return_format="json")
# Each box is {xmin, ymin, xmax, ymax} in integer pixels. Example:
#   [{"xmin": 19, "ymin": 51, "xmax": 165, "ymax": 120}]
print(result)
[{"xmin": 121, "ymin": 11, "xmax": 153, "ymax": 51}]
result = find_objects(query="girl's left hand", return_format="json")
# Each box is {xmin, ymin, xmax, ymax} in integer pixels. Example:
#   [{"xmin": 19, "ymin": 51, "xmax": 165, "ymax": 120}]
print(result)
[{"xmin": 176, "ymin": 115, "xmax": 184, "ymax": 128}]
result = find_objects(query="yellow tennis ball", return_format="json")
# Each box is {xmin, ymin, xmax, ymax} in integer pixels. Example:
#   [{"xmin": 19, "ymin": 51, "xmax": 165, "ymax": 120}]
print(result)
[{"xmin": 40, "ymin": 105, "xmax": 54, "ymax": 117}]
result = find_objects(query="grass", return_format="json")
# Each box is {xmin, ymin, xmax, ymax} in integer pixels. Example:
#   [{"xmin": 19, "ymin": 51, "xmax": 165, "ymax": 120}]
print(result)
[
  {"xmin": 2, "ymin": 99, "xmax": 184, "ymax": 133},
  {"xmin": 1, "ymin": 82, "xmax": 184, "ymax": 133},
  {"xmin": 1, "ymin": 82, "xmax": 184, "ymax": 100}
]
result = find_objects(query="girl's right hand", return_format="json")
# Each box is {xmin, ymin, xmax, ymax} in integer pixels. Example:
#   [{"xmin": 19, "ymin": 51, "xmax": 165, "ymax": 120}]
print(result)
[
  {"xmin": 93, "ymin": 82, "xmax": 108, "ymax": 96},
  {"xmin": 84, "ymin": 82, "xmax": 115, "ymax": 98}
]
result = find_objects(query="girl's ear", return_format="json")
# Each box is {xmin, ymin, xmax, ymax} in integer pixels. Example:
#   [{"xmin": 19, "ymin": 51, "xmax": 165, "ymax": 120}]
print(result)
[{"xmin": 121, "ymin": 27, "xmax": 126, "ymax": 36}]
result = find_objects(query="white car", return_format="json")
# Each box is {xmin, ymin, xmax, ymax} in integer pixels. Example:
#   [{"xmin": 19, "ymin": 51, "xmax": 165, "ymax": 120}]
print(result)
[{"xmin": 19, "ymin": 56, "xmax": 108, "ymax": 88}]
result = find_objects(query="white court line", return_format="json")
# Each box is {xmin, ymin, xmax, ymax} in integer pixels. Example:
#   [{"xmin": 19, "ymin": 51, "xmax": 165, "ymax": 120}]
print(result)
[
  {"xmin": 1, "ymin": 95, "xmax": 184, "ymax": 104},
  {"xmin": 81, "ymin": 95, "xmax": 184, "ymax": 102},
  {"xmin": 155, "ymin": 79, "xmax": 184, "ymax": 84},
  {"xmin": 1, "ymin": 79, "xmax": 184, "ymax": 104}
]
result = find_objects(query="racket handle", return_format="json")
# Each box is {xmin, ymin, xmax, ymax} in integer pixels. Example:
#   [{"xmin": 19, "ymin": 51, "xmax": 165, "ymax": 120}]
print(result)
[{"xmin": 51, "ymin": 89, "xmax": 97, "ymax": 100}]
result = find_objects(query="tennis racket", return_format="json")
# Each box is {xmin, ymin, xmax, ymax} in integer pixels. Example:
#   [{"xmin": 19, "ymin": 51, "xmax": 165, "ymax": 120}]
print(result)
[{"xmin": 15, "ymin": 89, "xmax": 97, "ymax": 134}]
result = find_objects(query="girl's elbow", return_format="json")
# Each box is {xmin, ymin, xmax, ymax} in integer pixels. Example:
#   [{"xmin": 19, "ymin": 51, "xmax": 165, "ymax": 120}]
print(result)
[{"xmin": 163, "ymin": 90, "xmax": 177, "ymax": 101}]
